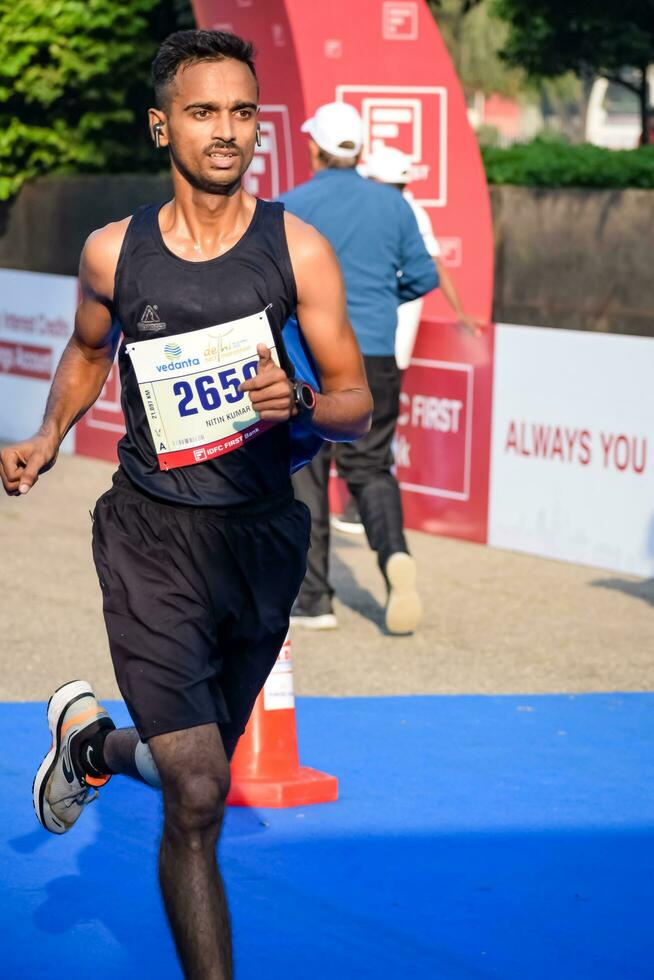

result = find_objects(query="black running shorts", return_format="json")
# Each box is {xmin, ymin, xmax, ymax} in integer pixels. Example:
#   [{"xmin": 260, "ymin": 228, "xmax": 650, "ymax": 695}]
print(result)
[{"xmin": 91, "ymin": 469, "xmax": 310, "ymax": 757}]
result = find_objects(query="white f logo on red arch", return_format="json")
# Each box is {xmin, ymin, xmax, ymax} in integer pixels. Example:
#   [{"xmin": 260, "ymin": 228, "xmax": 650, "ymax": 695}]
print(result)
[{"xmin": 336, "ymin": 84, "xmax": 448, "ymax": 208}]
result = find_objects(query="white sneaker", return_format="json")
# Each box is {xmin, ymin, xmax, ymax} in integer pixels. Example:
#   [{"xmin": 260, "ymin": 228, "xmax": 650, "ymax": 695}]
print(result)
[
  {"xmin": 384, "ymin": 553, "xmax": 422, "ymax": 635},
  {"xmin": 290, "ymin": 595, "xmax": 339, "ymax": 630},
  {"xmin": 330, "ymin": 514, "xmax": 365, "ymax": 535},
  {"xmin": 330, "ymin": 499, "xmax": 365, "ymax": 536},
  {"xmin": 33, "ymin": 680, "xmax": 113, "ymax": 835},
  {"xmin": 290, "ymin": 611, "xmax": 339, "ymax": 630}
]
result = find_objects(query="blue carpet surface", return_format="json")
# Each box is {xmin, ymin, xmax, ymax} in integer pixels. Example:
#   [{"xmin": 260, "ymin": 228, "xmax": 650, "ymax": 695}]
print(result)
[{"xmin": 1, "ymin": 694, "xmax": 653, "ymax": 979}]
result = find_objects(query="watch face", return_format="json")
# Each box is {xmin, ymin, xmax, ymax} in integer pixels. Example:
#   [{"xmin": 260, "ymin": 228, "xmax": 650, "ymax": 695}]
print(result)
[{"xmin": 300, "ymin": 382, "xmax": 316, "ymax": 411}]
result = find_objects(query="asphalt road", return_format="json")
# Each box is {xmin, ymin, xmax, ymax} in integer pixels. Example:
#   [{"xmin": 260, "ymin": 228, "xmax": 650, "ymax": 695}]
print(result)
[{"xmin": 1, "ymin": 452, "xmax": 651, "ymax": 701}]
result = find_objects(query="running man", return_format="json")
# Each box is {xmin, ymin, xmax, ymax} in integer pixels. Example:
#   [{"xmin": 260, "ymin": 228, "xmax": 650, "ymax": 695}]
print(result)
[{"xmin": 0, "ymin": 31, "xmax": 371, "ymax": 980}]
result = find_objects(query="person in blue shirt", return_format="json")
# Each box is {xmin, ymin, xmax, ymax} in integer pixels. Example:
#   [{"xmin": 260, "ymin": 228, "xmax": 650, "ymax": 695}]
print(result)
[{"xmin": 280, "ymin": 101, "xmax": 438, "ymax": 635}]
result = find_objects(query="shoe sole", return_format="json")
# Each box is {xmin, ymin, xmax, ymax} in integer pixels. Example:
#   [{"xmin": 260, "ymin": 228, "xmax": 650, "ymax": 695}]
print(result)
[
  {"xmin": 385, "ymin": 553, "xmax": 422, "ymax": 635},
  {"xmin": 32, "ymin": 680, "xmax": 94, "ymax": 835},
  {"xmin": 290, "ymin": 613, "xmax": 338, "ymax": 630},
  {"xmin": 330, "ymin": 517, "xmax": 365, "ymax": 536}
]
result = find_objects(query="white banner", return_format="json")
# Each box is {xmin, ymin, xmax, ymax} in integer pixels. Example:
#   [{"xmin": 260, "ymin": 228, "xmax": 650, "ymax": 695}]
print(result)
[
  {"xmin": 489, "ymin": 324, "xmax": 654, "ymax": 577},
  {"xmin": 0, "ymin": 269, "xmax": 77, "ymax": 451}
]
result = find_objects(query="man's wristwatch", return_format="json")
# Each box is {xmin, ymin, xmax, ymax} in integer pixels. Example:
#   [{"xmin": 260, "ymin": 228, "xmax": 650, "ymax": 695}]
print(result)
[{"xmin": 291, "ymin": 379, "xmax": 317, "ymax": 417}]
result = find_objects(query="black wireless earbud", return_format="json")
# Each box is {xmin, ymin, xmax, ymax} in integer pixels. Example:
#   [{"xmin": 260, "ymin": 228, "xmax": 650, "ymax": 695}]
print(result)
[
  {"xmin": 152, "ymin": 122, "xmax": 164, "ymax": 149},
  {"xmin": 256, "ymin": 124, "xmax": 262, "ymax": 148}
]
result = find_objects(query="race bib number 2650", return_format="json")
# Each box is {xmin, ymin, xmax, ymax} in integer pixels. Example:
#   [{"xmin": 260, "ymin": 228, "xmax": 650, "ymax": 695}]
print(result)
[{"xmin": 126, "ymin": 309, "xmax": 278, "ymax": 470}]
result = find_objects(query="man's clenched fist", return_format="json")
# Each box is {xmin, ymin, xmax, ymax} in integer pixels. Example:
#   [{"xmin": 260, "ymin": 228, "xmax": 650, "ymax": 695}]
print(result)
[
  {"xmin": 0, "ymin": 436, "xmax": 58, "ymax": 496},
  {"xmin": 239, "ymin": 343, "xmax": 295, "ymax": 421}
]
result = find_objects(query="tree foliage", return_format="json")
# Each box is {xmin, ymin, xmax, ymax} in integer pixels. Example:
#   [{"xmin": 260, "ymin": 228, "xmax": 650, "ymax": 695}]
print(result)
[
  {"xmin": 428, "ymin": 0, "xmax": 524, "ymax": 97},
  {"xmin": 0, "ymin": 0, "xmax": 193, "ymax": 200},
  {"xmin": 492, "ymin": 0, "xmax": 654, "ymax": 142}
]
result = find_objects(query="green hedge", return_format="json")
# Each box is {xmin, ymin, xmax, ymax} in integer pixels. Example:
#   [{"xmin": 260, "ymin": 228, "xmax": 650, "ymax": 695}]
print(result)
[{"xmin": 481, "ymin": 139, "xmax": 654, "ymax": 189}]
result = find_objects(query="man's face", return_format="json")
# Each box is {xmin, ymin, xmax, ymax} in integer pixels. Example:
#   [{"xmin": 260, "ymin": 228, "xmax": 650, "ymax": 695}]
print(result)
[{"xmin": 163, "ymin": 58, "xmax": 259, "ymax": 194}]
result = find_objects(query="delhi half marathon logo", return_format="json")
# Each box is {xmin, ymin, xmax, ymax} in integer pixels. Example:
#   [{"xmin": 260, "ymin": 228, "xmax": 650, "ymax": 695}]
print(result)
[
  {"xmin": 137, "ymin": 304, "xmax": 166, "ymax": 333},
  {"xmin": 204, "ymin": 328, "xmax": 250, "ymax": 365}
]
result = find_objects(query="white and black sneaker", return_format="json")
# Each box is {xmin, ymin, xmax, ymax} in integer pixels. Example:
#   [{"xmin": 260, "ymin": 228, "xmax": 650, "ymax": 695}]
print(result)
[
  {"xmin": 331, "ymin": 498, "xmax": 365, "ymax": 536},
  {"xmin": 290, "ymin": 596, "xmax": 338, "ymax": 630},
  {"xmin": 33, "ymin": 680, "xmax": 114, "ymax": 835}
]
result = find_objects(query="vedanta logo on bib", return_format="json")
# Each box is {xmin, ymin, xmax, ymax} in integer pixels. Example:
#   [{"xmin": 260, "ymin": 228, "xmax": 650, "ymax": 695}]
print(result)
[
  {"xmin": 156, "ymin": 357, "xmax": 201, "ymax": 373},
  {"xmin": 156, "ymin": 342, "xmax": 201, "ymax": 373}
]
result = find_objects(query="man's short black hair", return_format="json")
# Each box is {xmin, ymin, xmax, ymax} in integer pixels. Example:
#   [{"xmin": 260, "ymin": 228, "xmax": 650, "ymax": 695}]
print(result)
[{"xmin": 152, "ymin": 29, "xmax": 257, "ymax": 110}]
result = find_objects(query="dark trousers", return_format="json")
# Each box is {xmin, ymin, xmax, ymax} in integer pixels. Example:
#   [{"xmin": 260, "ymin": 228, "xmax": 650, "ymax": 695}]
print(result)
[{"xmin": 292, "ymin": 356, "xmax": 408, "ymax": 606}]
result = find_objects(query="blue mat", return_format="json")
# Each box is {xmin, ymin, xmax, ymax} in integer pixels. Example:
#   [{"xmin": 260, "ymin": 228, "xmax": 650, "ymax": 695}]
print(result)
[{"xmin": 2, "ymin": 694, "xmax": 653, "ymax": 978}]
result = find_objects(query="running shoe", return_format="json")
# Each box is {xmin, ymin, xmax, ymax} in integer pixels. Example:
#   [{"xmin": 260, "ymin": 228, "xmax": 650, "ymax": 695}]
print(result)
[
  {"xmin": 330, "ymin": 498, "xmax": 365, "ymax": 535},
  {"xmin": 384, "ymin": 552, "xmax": 422, "ymax": 635},
  {"xmin": 33, "ymin": 680, "xmax": 114, "ymax": 835},
  {"xmin": 290, "ymin": 596, "xmax": 338, "ymax": 630}
]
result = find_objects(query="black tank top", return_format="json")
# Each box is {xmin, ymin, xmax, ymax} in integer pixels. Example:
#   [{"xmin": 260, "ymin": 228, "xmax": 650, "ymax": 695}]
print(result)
[{"xmin": 113, "ymin": 199, "xmax": 296, "ymax": 506}]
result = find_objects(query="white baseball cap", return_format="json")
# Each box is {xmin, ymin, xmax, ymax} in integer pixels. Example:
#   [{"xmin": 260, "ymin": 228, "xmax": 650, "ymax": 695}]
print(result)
[
  {"xmin": 301, "ymin": 102, "xmax": 364, "ymax": 158},
  {"xmin": 363, "ymin": 145, "xmax": 413, "ymax": 184}
]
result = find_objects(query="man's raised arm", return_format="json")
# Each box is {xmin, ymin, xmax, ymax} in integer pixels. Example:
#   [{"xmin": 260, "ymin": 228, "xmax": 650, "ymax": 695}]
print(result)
[
  {"xmin": 284, "ymin": 213, "xmax": 373, "ymax": 441},
  {"xmin": 0, "ymin": 221, "xmax": 126, "ymax": 496}
]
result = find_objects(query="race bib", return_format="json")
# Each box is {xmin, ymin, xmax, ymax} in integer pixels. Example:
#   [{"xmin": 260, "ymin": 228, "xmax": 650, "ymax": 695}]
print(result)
[{"xmin": 126, "ymin": 309, "xmax": 278, "ymax": 471}]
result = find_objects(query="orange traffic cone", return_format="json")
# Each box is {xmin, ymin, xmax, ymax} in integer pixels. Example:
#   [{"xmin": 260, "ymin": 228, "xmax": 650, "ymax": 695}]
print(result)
[{"xmin": 227, "ymin": 633, "xmax": 338, "ymax": 808}]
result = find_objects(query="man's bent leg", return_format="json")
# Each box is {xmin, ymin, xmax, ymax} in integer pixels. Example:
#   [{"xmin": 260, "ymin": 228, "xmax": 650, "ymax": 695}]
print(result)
[
  {"xmin": 149, "ymin": 722, "xmax": 232, "ymax": 980},
  {"xmin": 347, "ymin": 470, "xmax": 408, "ymax": 570},
  {"xmin": 336, "ymin": 356, "xmax": 408, "ymax": 569},
  {"xmin": 103, "ymin": 728, "xmax": 161, "ymax": 787},
  {"xmin": 291, "ymin": 443, "xmax": 336, "ymax": 625},
  {"xmin": 336, "ymin": 356, "xmax": 421, "ymax": 634}
]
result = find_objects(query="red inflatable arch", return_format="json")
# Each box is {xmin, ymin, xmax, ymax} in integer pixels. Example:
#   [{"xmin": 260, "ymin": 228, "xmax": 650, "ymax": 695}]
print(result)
[
  {"xmin": 192, "ymin": 0, "xmax": 493, "ymax": 322},
  {"xmin": 191, "ymin": 0, "xmax": 495, "ymax": 541}
]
